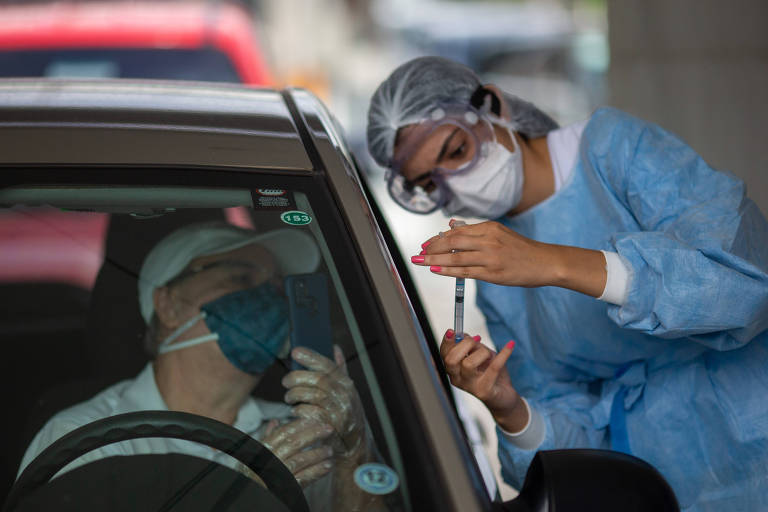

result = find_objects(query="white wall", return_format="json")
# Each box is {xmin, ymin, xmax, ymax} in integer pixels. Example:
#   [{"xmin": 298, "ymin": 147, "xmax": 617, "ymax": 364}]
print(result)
[{"xmin": 607, "ymin": 0, "xmax": 768, "ymax": 216}]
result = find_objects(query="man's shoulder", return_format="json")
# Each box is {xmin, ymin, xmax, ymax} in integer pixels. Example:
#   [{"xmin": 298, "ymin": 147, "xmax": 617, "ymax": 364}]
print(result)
[
  {"xmin": 37, "ymin": 378, "xmax": 135, "ymax": 437},
  {"xmin": 19, "ymin": 378, "xmax": 137, "ymax": 476}
]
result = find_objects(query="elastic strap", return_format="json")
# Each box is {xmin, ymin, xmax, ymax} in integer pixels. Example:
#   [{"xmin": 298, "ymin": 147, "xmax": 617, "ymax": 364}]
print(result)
[
  {"xmin": 158, "ymin": 333, "xmax": 219, "ymax": 354},
  {"xmin": 470, "ymin": 86, "xmax": 501, "ymax": 116},
  {"xmin": 158, "ymin": 312, "xmax": 218, "ymax": 354}
]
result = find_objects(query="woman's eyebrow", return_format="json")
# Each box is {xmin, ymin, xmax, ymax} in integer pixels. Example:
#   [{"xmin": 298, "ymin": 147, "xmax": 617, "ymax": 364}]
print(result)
[{"xmin": 436, "ymin": 128, "xmax": 460, "ymax": 163}]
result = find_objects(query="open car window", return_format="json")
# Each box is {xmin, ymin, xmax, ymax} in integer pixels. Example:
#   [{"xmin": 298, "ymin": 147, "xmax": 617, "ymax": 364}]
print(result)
[{"xmin": 1, "ymin": 178, "xmax": 428, "ymax": 510}]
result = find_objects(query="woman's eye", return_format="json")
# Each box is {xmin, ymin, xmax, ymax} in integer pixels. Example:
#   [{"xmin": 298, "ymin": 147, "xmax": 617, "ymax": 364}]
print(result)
[{"xmin": 449, "ymin": 143, "xmax": 466, "ymax": 159}]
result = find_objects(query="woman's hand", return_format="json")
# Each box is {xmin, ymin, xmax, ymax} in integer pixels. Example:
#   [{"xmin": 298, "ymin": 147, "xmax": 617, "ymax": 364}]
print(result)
[
  {"xmin": 412, "ymin": 220, "xmax": 607, "ymax": 297},
  {"xmin": 440, "ymin": 329, "xmax": 528, "ymax": 433}
]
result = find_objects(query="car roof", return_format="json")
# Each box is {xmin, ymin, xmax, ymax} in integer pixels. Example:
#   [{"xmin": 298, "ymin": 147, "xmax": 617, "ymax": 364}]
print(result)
[
  {"xmin": 0, "ymin": 79, "xmax": 313, "ymax": 170},
  {"xmin": 0, "ymin": 0, "xmax": 272, "ymax": 84}
]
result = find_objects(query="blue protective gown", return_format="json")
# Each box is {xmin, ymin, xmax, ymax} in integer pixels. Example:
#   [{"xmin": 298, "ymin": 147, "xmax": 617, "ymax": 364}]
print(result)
[{"xmin": 477, "ymin": 107, "xmax": 768, "ymax": 510}]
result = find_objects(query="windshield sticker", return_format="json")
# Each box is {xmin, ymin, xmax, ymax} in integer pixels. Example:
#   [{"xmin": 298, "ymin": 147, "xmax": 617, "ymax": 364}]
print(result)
[
  {"xmin": 253, "ymin": 188, "xmax": 295, "ymax": 210},
  {"xmin": 353, "ymin": 463, "xmax": 399, "ymax": 495},
  {"xmin": 280, "ymin": 210, "xmax": 312, "ymax": 226}
]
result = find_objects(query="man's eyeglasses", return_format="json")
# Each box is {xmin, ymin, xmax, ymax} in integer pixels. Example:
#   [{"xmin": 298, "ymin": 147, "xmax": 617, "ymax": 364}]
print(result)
[{"xmin": 165, "ymin": 260, "xmax": 272, "ymax": 288}]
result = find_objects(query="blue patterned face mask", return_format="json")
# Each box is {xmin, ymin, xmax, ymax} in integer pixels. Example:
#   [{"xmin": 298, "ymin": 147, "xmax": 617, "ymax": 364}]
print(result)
[{"xmin": 158, "ymin": 282, "xmax": 290, "ymax": 375}]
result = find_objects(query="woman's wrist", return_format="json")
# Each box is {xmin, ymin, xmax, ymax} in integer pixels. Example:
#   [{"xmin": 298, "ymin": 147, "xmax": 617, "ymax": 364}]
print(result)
[
  {"xmin": 543, "ymin": 244, "xmax": 607, "ymax": 298},
  {"xmin": 489, "ymin": 395, "xmax": 529, "ymax": 433}
]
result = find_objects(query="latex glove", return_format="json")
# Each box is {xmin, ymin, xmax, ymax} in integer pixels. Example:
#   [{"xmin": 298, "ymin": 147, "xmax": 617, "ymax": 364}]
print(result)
[
  {"xmin": 282, "ymin": 345, "xmax": 366, "ymax": 460},
  {"xmin": 261, "ymin": 417, "xmax": 335, "ymax": 487},
  {"xmin": 439, "ymin": 329, "xmax": 528, "ymax": 433},
  {"xmin": 412, "ymin": 220, "xmax": 607, "ymax": 298}
]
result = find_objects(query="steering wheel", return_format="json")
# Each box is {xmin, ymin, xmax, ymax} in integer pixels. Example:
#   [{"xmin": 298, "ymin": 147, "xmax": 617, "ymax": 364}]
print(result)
[{"xmin": 4, "ymin": 411, "xmax": 310, "ymax": 512}]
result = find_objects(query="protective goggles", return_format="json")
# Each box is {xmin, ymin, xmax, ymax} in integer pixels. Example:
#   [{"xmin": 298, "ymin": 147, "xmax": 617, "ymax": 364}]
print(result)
[{"xmin": 387, "ymin": 104, "xmax": 496, "ymax": 214}]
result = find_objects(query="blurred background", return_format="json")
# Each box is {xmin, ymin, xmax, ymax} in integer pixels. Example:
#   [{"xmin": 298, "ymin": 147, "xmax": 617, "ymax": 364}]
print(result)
[{"xmin": 2, "ymin": 0, "xmax": 765, "ymax": 500}]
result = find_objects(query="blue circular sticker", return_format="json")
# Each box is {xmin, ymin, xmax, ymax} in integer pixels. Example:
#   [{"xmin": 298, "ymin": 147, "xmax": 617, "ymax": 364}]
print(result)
[{"xmin": 353, "ymin": 463, "xmax": 399, "ymax": 495}]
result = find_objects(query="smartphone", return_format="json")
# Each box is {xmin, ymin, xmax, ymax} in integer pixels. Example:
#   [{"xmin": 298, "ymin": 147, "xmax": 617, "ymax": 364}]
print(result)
[{"xmin": 284, "ymin": 272, "xmax": 334, "ymax": 369}]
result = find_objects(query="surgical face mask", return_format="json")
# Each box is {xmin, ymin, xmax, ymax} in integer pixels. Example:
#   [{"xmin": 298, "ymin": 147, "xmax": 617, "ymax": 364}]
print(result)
[
  {"xmin": 442, "ymin": 129, "xmax": 524, "ymax": 219},
  {"xmin": 158, "ymin": 282, "xmax": 290, "ymax": 375}
]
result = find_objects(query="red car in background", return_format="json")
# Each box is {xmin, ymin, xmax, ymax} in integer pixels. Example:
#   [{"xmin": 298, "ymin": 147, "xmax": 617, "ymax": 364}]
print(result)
[
  {"xmin": 0, "ymin": 0, "xmax": 272, "ymax": 84},
  {"xmin": 0, "ymin": 0, "xmax": 271, "ymax": 291}
]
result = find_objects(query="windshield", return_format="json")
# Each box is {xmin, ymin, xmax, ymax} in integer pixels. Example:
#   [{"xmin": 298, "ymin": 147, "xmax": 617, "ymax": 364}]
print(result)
[
  {"xmin": 0, "ymin": 48, "xmax": 242, "ymax": 82},
  {"xmin": 1, "ymin": 179, "xmax": 412, "ymax": 510}
]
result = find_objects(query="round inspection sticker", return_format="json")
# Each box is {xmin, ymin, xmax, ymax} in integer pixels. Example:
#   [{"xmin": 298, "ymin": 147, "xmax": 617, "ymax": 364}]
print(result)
[
  {"xmin": 353, "ymin": 463, "xmax": 399, "ymax": 495},
  {"xmin": 280, "ymin": 210, "xmax": 312, "ymax": 226}
]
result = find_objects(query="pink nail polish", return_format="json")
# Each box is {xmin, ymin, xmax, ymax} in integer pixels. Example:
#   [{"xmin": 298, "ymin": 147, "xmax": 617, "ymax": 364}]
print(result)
[
  {"xmin": 421, "ymin": 241, "xmax": 431, "ymax": 249},
  {"xmin": 411, "ymin": 255, "xmax": 425, "ymax": 264},
  {"xmin": 472, "ymin": 335, "xmax": 481, "ymax": 342},
  {"xmin": 419, "ymin": 249, "xmax": 425, "ymax": 255},
  {"xmin": 446, "ymin": 329, "xmax": 454, "ymax": 339},
  {"xmin": 430, "ymin": 265, "xmax": 442, "ymax": 272},
  {"xmin": 506, "ymin": 340, "xmax": 516, "ymax": 350}
]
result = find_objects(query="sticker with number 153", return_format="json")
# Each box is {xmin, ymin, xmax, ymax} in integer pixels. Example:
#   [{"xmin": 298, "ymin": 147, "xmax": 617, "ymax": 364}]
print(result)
[{"xmin": 280, "ymin": 210, "xmax": 312, "ymax": 226}]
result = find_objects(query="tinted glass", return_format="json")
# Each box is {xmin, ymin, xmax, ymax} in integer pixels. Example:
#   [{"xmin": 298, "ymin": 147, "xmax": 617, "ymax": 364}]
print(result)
[{"xmin": 1, "ymin": 180, "xmax": 412, "ymax": 510}]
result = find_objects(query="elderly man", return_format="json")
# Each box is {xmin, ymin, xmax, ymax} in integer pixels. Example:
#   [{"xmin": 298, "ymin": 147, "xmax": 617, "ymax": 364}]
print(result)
[{"xmin": 20, "ymin": 221, "xmax": 381, "ymax": 511}]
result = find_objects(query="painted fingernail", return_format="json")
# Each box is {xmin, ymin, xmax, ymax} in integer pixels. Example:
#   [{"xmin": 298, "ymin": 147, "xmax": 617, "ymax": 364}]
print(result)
[
  {"xmin": 506, "ymin": 340, "xmax": 516, "ymax": 350},
  {"xmin": 472, "ymin": 335, "xmax": 481, "ymax": 342},
  {"xmin": 421, "ymin": 241, "xmax": 431, "ymax": 249},
  {"xmin": 419, "ymin": 249, "xmax": 425, "ymax": 255},
  {"xmin": 446, "ymin": 329, "xmax": 454, "ymax": 339},
  {"xmin": 411, "ymin": 255, "xmax": 425, "ymax": 263},
  {"xmin": 430, "ymin": 265, "xmax": 442, "ymax": 272}
]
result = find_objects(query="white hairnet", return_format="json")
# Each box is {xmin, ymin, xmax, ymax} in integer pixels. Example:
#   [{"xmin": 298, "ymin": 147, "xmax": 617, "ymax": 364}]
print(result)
[
  {"xmin": 138, "ymin": 221, "xmax": 320, "ymax": 323},
  {"xmin": 366, "ymin": 56, "xmax": 559, "ymax": 168}
]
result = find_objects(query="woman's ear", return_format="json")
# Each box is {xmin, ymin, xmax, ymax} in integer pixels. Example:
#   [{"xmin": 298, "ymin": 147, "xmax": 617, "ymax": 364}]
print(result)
[
  {"xmin": 153, "ymin": 286, "xmax": 180, "ymax": 329},
  {"xmin": 482, "ymin": 84, "xmax": 511, "ymax": 121}
]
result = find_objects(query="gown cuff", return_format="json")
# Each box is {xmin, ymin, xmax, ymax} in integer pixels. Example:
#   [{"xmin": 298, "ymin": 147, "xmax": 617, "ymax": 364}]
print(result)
[
  {"xmin": 598, "ymin": 250, "xmax": 630, "ymax": 306},
  {"xmin": 498, "ymin": 397, "xmax": 546, "ymax": 450}
]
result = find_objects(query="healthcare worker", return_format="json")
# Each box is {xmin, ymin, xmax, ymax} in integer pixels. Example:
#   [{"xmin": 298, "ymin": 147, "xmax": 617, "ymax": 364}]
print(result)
[{"xmin": 366, "ymin": 56, "xmax": 768, "ymax": 511}]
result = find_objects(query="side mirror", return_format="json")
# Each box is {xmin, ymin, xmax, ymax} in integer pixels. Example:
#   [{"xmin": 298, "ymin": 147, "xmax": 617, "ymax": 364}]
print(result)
[{"xmin": 498, "ymin": 449, "xmax": 679, "ymax": 512}]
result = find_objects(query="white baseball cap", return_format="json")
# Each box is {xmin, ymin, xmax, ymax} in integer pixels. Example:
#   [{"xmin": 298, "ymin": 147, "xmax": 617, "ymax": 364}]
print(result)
[{"xmin": 138, "ymin": 221, "xmax": 320, "ymax": 323}]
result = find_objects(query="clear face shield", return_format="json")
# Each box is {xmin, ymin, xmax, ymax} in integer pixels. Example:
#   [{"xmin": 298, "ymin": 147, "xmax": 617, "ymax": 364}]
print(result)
[{"xmin": 387, "ymin": 104, "xmax": 496, "ymax": 214}]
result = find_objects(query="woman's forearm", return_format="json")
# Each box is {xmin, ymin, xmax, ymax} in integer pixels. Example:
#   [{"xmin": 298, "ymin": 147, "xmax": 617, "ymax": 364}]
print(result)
[{"xmin": 541, "ymin": 243, "xmax": 607, "ymax": 298}]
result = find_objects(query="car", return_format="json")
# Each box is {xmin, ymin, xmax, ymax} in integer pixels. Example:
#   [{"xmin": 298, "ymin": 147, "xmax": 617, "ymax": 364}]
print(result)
[
  {"xmin": 0, "ymin": 0, "xmax": 272, "ymax": 84},
  {"xmin": 0, "ymin": 79, "xmax": 678, "ymax": 511}
]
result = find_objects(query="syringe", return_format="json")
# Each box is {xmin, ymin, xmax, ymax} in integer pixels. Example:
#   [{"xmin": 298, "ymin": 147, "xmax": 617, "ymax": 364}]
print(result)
[{"xmin": 451, "ymin": 220, "xmax": 466, "ymax": 341}]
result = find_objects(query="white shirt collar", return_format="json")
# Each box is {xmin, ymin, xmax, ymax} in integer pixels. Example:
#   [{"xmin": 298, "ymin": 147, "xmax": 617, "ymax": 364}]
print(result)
[
  {"xmin": 120, "ymin": 362, "xmax": 290, "ymax": 433},
  {"xmin": 546, "ymin": 119, "xmax": 588, "ymax": 192}
]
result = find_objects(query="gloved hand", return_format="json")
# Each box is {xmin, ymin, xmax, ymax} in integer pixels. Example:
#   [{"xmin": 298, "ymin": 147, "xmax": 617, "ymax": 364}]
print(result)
[
  {"xmin": 261, "ymin": 416, "xmax": 335, "ymax": 487},
  {"xmin": 282, "ymin": 345, "xmax": 367, "ymax": 461},
  {"xmin": 439, "ymin": 328, "xmax": 529, "ymax": 433}
]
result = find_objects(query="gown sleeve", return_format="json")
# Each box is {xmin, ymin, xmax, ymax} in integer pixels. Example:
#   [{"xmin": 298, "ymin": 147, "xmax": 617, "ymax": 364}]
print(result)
[
  {"xmin": 587, "ymin": 108, "xmax": 768, "ymax": 349},
  {"xmin": 481, "ymin": 309, "xmax": 610, "ymax": 489}
]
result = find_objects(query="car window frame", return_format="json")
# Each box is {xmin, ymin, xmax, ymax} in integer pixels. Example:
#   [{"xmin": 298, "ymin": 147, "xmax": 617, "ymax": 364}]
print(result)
[{"xmin": 0, "ymin": 165, "xmax": 464, "ymax": 510}]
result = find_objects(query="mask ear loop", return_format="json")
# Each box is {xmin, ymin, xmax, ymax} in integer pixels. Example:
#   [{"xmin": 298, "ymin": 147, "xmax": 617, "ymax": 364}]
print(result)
[
  {"xmin": 470, "ymin": 86, "xmax": 502, "ymax": 116},
  {"xmin": 158, "ymin": 312, "xmax": 219, "ymax": 354}
]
